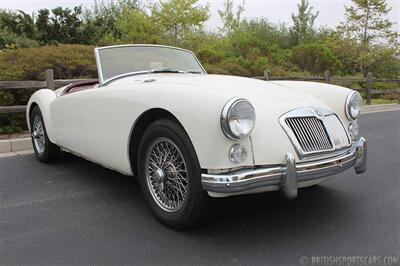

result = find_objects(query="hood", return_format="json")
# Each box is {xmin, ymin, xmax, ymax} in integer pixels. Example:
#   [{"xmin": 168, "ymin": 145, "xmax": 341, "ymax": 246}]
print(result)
[
  {"xmin": 112, "ymin": 73, "xmax": 332, "ymax": 114},
  {"xmin": 114, "ymin": 73, "xmax": 307, "ymax": 102}
]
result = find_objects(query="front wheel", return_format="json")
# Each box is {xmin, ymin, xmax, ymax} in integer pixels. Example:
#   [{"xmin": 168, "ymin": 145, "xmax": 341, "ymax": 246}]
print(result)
[
  {"xmin": 30, "ymin": 106, "xmax": 60, "ymax": 163},
  {"xmin": 137, "ymin": 119, "xmax": 212, "ymax": 229}
]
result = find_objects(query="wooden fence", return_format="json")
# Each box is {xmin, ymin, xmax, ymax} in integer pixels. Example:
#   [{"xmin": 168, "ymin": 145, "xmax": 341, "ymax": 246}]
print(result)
[
  {"xmin": 1, "ymin": 69, "xmax": 399, "ymax": 114},
  {"xmin": 254, "ymin": 70, "xmax": 400, "ymax": 105},
  {"xmin": 0, "ymin": 69, "xmax": 87, "ymax": 113}
]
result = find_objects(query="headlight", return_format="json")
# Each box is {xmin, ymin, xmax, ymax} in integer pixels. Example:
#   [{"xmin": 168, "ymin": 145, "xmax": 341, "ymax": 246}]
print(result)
[
  {"xmin": 221, "ymin": 98, "xmax": 256, "ymax": 139},
  {"xmin": 345, "ymin": 91, "xmax": 362, "ymax": 120}
]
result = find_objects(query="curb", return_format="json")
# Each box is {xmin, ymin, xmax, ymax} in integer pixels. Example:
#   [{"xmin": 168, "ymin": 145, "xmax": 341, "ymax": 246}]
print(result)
[
  {"xmin": 0, "ymin": 150, "xmax": 34, "ymax": 158},
  {"xmin": 362, "ymin": 103, "xmax": 400, "ymax": 113},
  {"xmin": 0, "ymin": 138, "xmax": 32, "ymax": 153}
]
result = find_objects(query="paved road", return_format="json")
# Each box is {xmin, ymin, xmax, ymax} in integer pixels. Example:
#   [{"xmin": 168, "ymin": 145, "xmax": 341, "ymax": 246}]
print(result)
[{"xmin": 1, "ymin": 110, "xmax": 399, "ymax": 265}]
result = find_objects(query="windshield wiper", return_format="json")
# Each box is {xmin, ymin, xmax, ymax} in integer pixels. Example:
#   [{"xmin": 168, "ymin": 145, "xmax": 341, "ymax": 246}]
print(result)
[
  {"xmin": 149, "ymin": 67, "xmax": 202, "ymax": 74},
  {"xmin": 186, "ymin": 70, "xmax": 202, "ymax": 74},
  {"xmin": 149, "ymin": 67, "xmax": 182, "ymax": 74}
]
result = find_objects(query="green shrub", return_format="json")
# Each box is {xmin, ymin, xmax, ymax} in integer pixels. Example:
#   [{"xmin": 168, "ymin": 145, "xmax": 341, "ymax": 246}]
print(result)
[
  {"xmin": 0, "ymin": 113, "xmax": 27, "ymax": 134},
  {"xmin": 0, "ymin": 44, "xmax": 97, "ymax": 80},
  {"xmin": 292, "ymin": 43, "xmax": 341, "ymax": 75},
  {"xmin": 372, "ymin": 81, "xmax": 398, "ymax": 91}
]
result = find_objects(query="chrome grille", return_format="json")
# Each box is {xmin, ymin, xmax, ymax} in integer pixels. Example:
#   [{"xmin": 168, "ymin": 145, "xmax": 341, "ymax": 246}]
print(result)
[{"xmin": 285, "ymin": 117, "xmax": 333, "ymax": 152}]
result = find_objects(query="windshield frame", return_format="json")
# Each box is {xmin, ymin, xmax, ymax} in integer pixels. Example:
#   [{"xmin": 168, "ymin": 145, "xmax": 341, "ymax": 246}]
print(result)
[{"xmin": 94, "ymin": 44, "xmax": 207, "ymax": 86}]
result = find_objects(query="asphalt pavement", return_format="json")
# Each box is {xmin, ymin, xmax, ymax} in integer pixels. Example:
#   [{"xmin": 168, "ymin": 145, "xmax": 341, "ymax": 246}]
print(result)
[{"xmin": 1, "ymin": 110, "xmax": 399, "ymax": 265}]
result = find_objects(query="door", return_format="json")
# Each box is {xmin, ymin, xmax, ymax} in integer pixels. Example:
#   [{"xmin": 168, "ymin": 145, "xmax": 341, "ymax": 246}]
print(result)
[{"xmin": 51, "ymin": 92, "xmax": 88, "ymax": 156}]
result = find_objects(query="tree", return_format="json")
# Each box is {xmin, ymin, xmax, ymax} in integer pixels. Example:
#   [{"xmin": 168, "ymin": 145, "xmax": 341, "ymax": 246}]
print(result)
[
  {"xmin": 290, "ymin": 0, "xmax": 319, "ymax": 45},
  {"xmin": 35, "ymin": 9, "xmax": 52, "ymax": 43},
  {"xmin": 341, "ymin": 0, "xmax": 397, "ymax": 47},
  {"xmin": 51, "ymin": 7, "xmax": 84, "ymax": 43},
  {"xmin": 0, "ymin": 9, "xmax": 38, "ymax": 49},
  {"xmin": 0, "ymin": 10, "xmax": 35, "ymax": 38},
  {"xmin": 36, "ymin": 7, "xmax": 86, "ymax": 44},
  {"xmin": 339, "ymin": 0, "xmax": 399, "ymax": 76},
  {"xmin": 218, "ymin": 0, "xmax": 245, "ymax": 34},
  {"xmin": 116, "ymin": 8, "xmax": 161, "ymax": 44},
  {"xmin": 323, "ymin": 31, "xmax": 360, "ymax": 75},
  {"xmin": 84, "ymin": 0, "xmax": 143, "ymax": 42},
  {"xmin": 151, "ymin": 0, "xmax": 209, "ymax": 45}
]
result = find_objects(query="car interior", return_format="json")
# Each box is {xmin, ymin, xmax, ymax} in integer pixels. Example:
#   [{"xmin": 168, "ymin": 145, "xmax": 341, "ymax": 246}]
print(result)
[{"xmin": 62, "ymin": 79, "xmax": 99, "ymax": 95}]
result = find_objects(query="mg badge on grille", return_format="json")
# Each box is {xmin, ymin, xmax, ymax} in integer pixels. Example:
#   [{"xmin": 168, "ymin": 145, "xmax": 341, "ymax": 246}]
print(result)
[{"xmin": 315, "ymin": 109, "xmax": 323, "ymax": 117}]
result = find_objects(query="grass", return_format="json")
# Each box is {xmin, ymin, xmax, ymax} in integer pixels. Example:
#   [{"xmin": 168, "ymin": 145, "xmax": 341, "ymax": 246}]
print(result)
[{"xmin": 363, "ymin": 98, "xmax": 399, "ymax": 105}]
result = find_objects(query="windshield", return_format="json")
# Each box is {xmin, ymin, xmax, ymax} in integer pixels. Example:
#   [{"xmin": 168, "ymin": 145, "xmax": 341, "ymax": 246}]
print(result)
[{"xmin": 95, "ymin": 45, "xmax": 206, "ymax": 85}]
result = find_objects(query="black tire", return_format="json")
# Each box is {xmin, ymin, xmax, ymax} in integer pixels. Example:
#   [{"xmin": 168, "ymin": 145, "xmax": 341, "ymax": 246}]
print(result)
[
  {"xmin": 30, "ymin": 105, "xmax": 60, "ymax": 163},
  {"xmin": 137, "ymin": 119, "xmax": 212, "ymax": 230}
]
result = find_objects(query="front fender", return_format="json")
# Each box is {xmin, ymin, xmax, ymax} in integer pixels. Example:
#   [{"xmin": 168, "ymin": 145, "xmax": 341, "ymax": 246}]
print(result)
[
  {"xmin": 26, "ymin": 89, "xmax": 57, "ymax": 143},
  {"xmin": 131, "ymin": 85, "xmax": 255, "ymax": 171},
  {"xmin": 271, "ymin": 81, "xmax": 352, "ymax": 123},
  {"xmin": 162, "ymin": 93, "xmax": 254, "ymax": 171}
]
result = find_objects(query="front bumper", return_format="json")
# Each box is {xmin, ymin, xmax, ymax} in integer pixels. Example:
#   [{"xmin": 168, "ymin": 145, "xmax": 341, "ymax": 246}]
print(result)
[{"xmin": 201, "ymin": 137, "xmax": 367, "ymax": 199}]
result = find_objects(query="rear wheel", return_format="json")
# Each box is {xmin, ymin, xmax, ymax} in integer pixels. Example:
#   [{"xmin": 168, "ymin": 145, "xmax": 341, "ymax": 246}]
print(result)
[
  {"xmin": 137, "ymin": 119, "xmax": 212, "ymax": 229},
  {"xmin": 30, "ymin": 106, "xmax": 60, "ymax": 163}
]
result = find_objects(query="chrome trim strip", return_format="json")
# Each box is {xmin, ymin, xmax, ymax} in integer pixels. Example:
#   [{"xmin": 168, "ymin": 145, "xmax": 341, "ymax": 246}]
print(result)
[
  {"xmin": 201, "ymin": 138, "xmax": 367, "ymax": 194},
  {"xmin": 94, "ymin": 47, "xmax": 103, "ymax": 86},
  {"xmin": 102, "ymin": 71, "xmax": 151, "ymax": 86}
]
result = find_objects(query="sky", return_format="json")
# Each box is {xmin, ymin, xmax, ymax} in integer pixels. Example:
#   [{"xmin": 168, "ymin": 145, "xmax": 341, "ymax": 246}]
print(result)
[{"xmin": 1, "ymin": 0, "xmax": 399, "ymax": 32}]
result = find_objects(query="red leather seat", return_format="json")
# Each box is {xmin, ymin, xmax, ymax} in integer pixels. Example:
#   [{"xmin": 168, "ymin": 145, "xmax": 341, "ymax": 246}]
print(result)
[{"xmin": 62, "ymin": 79, "xmax": 99, "ymax": 95}]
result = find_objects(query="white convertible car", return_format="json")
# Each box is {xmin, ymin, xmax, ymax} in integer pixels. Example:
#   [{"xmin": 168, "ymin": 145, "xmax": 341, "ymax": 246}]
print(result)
[{"xmin": 27, "ymin": 44, "xmax": 367, "ymax": 229}]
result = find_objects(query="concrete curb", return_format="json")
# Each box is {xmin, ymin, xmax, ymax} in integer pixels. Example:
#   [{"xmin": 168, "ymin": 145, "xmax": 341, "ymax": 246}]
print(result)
[
  {"xmin": 0, "ymin": 150, "xmax": 34, "ymax": 158},
  {"xmin": 0, "ymin": 138, "xmax": 32, "ymax": 153},
  {"xmin": 361, "ymin": 103, "xmax": 400, "ymax": 114},
  {"xmin": 0, "ymin": 104, "xmax": 399, "ymax": 155}
]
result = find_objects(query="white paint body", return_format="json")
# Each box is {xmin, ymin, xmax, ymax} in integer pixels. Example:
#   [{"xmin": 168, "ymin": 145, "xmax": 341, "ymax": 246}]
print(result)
[{"xmin": 26, "ymin": 73, "xmax": 353, "ymax": 176}]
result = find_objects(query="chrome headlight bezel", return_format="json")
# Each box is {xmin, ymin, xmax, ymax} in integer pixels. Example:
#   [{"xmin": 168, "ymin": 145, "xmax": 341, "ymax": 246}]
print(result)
[
  {"xmin": 221, "ymin": 98, "xmax": 256, "ymax": 140},
  {"xmin": 345, "ymin": 91, "xmax": 362, "ymax": 120}
]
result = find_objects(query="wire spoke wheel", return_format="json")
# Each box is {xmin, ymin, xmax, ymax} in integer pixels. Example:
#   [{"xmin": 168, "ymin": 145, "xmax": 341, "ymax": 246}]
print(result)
[
  {"xmin": 32, "ymin": 116, "xmax": 45, "ymax": 154},
  {"xmin": 145, "ymin": 137, "xmax": 189, "ymax": 212}
]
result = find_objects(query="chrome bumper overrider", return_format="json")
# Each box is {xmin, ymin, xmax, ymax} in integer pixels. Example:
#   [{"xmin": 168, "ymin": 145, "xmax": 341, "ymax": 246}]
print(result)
[{"xmin": 201, "ymin": 137, "xmax": 367, "ymax": 199}]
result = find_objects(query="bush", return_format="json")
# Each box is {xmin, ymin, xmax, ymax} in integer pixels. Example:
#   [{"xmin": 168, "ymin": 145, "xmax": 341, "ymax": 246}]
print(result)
[
  {"xmin": 0, "ymin": 44, "xmax": 97, "ymax": 80},
  {"xmin": 292, "ymin": 43, "xmax": 341, "ymax": 75},
  {"xmin": 0, "ymin": 113, "xmax": 27, "ymax": 134}
]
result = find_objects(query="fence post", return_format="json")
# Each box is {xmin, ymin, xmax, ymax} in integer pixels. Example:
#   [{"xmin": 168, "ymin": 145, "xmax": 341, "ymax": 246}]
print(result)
[
  {"xmin": 325, "ymin": 70, "xmax": 331, "ymax": 83},
  {"xmin": 264, "ymin": 69, "xmax": 270, "ymax": 81},
  {"xmin": 45, "ymin": 69, "xmax": 54, "ymax": 90},
  {"xmin": 366, "ymin": 72, "xmax": 373, "ymax": 105}
]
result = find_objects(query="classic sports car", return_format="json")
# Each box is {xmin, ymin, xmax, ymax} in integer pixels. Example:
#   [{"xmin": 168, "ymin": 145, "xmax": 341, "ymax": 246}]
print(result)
[{"xmin": 27, "ymin": 44, "xmax": 367, "ymax": 229}]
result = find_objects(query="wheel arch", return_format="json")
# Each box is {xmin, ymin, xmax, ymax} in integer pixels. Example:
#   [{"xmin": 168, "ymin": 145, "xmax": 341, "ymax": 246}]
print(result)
[
  {"xmin": 128, "ymin": 108, "xmax": 191, "ymax": 177},
  {"xmin": 26, "ymin": 89, "xmax": 57, "ymax": 142},
  {"xmin": 28, "ymin": 102, "xmax": 39, "ymax": 124}
]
